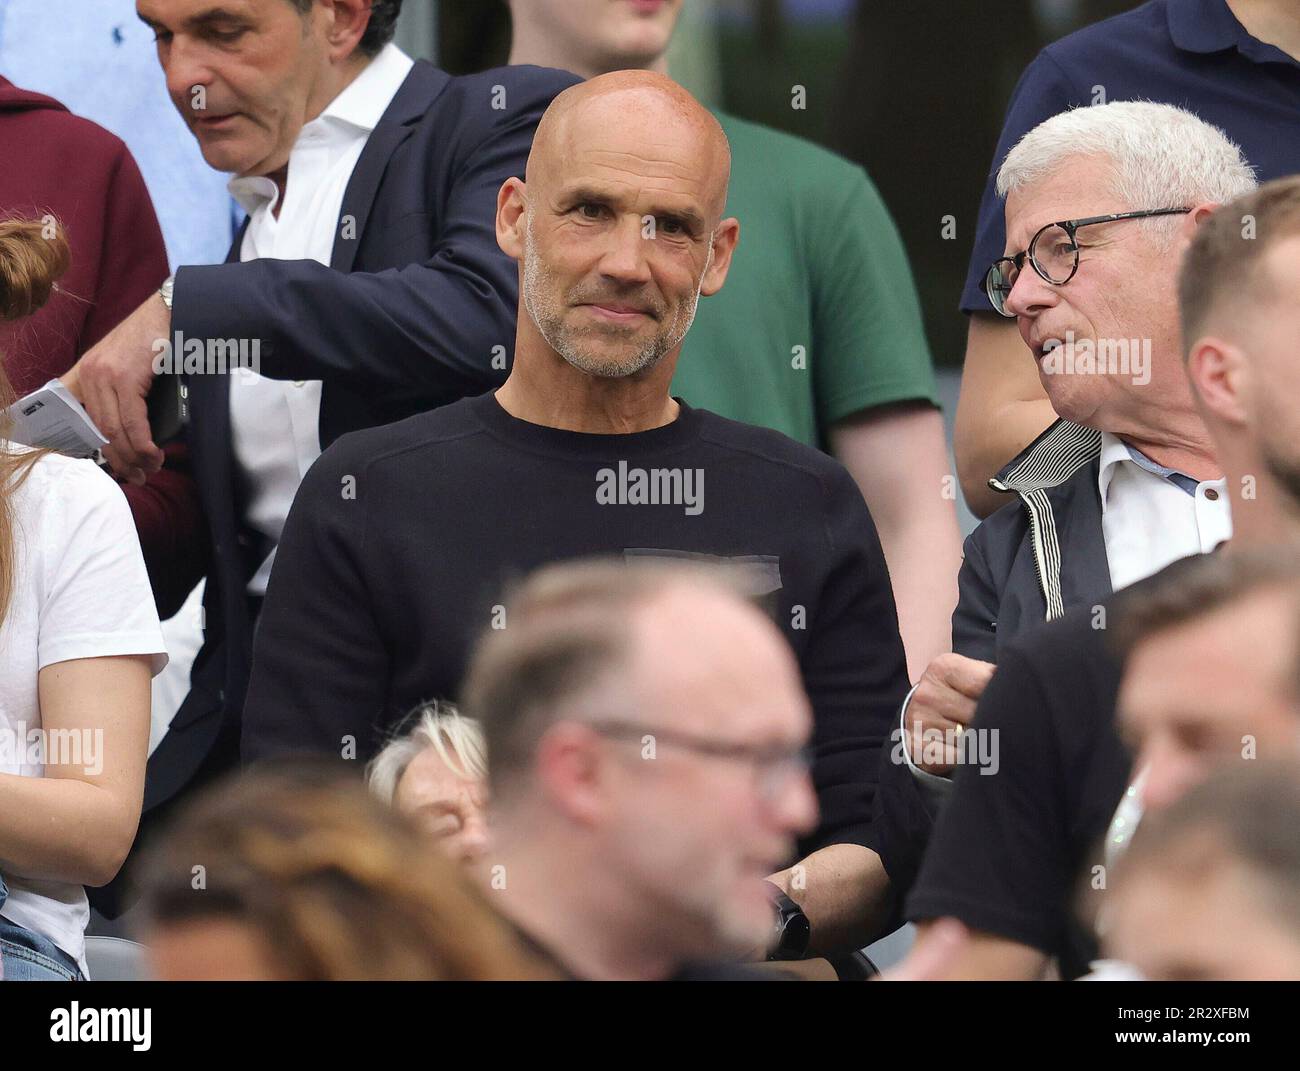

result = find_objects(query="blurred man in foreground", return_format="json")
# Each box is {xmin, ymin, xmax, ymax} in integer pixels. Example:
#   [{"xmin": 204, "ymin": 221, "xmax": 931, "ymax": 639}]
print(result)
[
  {"xmin": 1114, "ymin": 549, "xmax": 1300, "ymax": 815},
  {"xmin": 1105, "ymin": 763, "xmax": 1300, "ymax": 981},
  {"xmin": 463, "ymin": 559, "xmax": 817, "ymax": 980}
]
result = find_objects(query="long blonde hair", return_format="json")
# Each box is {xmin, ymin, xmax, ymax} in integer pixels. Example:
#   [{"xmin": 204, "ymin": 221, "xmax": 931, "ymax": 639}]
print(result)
[{"xmin": 0, "ymin": 217, "xmax": 70, "ymax": 626}]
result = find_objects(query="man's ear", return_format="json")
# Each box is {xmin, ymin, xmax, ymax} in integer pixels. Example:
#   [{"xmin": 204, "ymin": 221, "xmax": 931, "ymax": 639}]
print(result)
[
  {"xmin": 497, "ymin": 177, "xmax": 528, "ymax": 260},
  {"xmin": 699, "ymin": 217, "xmax": 740, "ymax": 297},
  {"xmin": 1186, "ymin": 335, "xmax": 1249, "ymax": 427},
  {"xmin": 1183, "ymin": 201, "xmax": 1221, "ymax": 237},
  {"xmin": 534, "ymin": 723, "xmax": 606, "ymax": 829},
  {"xmin": 322, "ymin": 0, "xmax": 373, "ymax": 63}
]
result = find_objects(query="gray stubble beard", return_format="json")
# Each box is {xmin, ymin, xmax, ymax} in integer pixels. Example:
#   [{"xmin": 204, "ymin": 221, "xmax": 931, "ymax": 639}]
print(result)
[{"xmin": 521, "ymin": 210, "xmax": 712, "ymax": 379}]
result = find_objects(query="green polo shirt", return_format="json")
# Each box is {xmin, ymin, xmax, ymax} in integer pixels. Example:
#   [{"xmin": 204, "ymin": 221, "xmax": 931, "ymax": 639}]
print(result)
[{"xmin": 673, "ymin": 112, "xmax": 938, "ymax": 449}]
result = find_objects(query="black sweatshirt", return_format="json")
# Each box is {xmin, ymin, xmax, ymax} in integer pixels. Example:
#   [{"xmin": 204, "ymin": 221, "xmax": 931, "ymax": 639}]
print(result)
[{"xmin": 242, "ymin": 392, "xmax": 910, "ymax": 855}]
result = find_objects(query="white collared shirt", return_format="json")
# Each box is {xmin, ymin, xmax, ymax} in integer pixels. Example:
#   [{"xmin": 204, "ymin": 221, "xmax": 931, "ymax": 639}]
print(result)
[
  {"xmin": 1098, "ymin": 431, "xmax": 1232, "ymax": 592},
  {"xmin": 228, "ymin": 43, "xmax": 414, "ymax": 594}
]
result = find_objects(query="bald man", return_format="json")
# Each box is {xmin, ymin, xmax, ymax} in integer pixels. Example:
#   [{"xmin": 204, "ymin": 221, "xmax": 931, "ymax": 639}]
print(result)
[{"xmin": 242, "ymin": 73, "xmax": 912, "ymax": 958}]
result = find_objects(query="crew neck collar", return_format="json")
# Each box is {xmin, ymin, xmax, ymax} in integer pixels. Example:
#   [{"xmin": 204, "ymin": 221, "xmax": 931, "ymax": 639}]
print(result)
[{"xmin": 469, "ymin": 391, "xmax": 702, "ymax": 457}]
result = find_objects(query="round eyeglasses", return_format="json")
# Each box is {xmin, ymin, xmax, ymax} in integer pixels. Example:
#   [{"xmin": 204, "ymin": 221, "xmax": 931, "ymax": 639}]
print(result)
[{"xmin": 983, "ymin": 208, "xmax": 1191, "ymax": 317}]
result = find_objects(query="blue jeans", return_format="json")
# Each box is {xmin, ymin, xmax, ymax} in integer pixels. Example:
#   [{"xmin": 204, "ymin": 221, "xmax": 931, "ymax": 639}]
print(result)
[{"xmin": 0, "ymin": 873, "xmax": 82, "ymax": 981}]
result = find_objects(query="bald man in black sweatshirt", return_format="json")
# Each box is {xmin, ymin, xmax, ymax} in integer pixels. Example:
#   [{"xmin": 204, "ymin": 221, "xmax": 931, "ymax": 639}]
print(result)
[{"xmin": 242, "ymin": 71, "xmax": 910, "ymax": 955}]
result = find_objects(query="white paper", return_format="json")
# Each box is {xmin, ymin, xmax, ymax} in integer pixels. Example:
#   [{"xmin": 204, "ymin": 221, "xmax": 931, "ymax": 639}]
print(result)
[{"xmin": 5, "ymin": 379, "xmax": 108, "ymax": 458}]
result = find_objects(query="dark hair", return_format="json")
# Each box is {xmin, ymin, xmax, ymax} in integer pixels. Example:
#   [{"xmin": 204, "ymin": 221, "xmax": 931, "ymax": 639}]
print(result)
[
  {"xmin": 1178, "ymin": 175, "xmax": 1300, "ymax": 348},
  {"xmin": 287, "ymin": 0, "xmax": 403, "ymax": 58},
  {"xmin": 134, "ymin": 760, "xmax": 552, "ymax": 979}
]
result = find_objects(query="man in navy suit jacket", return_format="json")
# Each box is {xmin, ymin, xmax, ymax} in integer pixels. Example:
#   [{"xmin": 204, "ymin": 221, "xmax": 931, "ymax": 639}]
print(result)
[{"xmin": 61, "ymin": 1, "xmax": 577, "ymax": 898}]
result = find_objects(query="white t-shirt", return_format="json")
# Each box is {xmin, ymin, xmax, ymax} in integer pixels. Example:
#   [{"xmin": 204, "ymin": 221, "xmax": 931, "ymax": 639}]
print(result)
[{"xmin": 0, "ymin": 449, "xmax": 166, "ymax": 976}]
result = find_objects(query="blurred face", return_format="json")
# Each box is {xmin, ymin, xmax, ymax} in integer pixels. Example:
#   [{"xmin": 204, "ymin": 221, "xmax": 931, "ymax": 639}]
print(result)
[
  {"xmin": 1244, "ymin": 240, "xmax": 1300, "ymax": 503},
  {"xmin": 393, "ymin": 746, "xmax": 490, "ymax": 865},
  {"xmin": 1107, "ymin": 850, "xmax": 1300, "ymax": 980},
  {"xmin": 511, "ymin": 0, "xmax": 683, "ymax": 76},
  {"xmin": 501, "ymin": 87, "xmax": 737, "ymax": 380},
  {"xmin": 597, "ymin": 588, "xmax": 818, "ymax": 957},
  {"xmin": 1001, "ymin": 156, "xmax": 1183, "ymax": 429},
  {"xmin": 138, "ymin": 0, "xmax": 339, "ymax": 176},
  {"xmin": 146, "ymin": 917, "xmax": 283, "ymax": 980},
  {"xmin": 1119, "ymin": 588, "xmax": 1300, "ymax": 812}
]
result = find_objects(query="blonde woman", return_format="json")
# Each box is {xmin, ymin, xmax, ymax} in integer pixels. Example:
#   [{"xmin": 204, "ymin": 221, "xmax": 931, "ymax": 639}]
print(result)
[{"xmin": 0, "ymin": 220, "xmax": 165, "ymax": 980}]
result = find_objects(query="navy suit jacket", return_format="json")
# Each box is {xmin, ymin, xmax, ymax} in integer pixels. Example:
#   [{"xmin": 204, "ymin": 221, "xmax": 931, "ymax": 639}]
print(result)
[{"xmin": 140, "ymin": 61, "xmax": 579, "ymax": 818}]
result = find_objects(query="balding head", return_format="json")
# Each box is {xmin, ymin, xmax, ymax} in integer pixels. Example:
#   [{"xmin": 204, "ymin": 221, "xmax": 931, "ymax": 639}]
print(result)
[
  {"xmin": 462, "ymin": 557, "xmax": 815, "ymax": 962},
  {"xmin": 495, "ymin": 71, "xmax": 739, "ymax": 384},
  {"xmin": 527, "ymin": 71, "xmax": 732, "ymax": 222}
]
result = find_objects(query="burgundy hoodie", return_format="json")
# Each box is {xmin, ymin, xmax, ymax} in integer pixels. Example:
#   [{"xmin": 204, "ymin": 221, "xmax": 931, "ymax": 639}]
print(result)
[
  {"xmin": 0, "ymin": 75, "xmax": 168, "ymax": 389},
  {"xmin": 0, "ymin": 76, "xmax": 204, "ymax": 616}
]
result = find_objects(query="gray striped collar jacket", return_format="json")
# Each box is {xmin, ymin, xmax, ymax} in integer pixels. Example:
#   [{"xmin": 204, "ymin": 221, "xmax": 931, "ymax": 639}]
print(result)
[{"xmin": 953, "ymin": 420, "xmax": 1110, "ymax": 664}]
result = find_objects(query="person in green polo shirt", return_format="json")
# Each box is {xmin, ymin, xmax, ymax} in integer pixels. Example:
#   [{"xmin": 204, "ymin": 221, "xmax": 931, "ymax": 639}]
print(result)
[{"xmin": 506, "ymin": 0, "xmax": 962, "ymax": 690}]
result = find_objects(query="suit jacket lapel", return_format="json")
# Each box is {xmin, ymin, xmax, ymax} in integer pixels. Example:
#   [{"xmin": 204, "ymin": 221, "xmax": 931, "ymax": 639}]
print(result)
[
  {"xmin": 186, "ymin": 220, "xmax": 244, "ymax": 586},
  {"xmin": 331, "ymin": 61, "xmax": 450, "ymax": 272}
]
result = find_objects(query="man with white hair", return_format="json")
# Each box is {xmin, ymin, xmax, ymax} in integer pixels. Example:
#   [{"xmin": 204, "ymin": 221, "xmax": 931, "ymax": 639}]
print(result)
[
  {"xmin": 953, "ymin": 0, "xmax": 1300, "ymax": 520},
  {"xmin": 242, "ymin": 71, "xmax": 912, "ymax": 959},
  {"xmin": 903, "ymin": 174, "xmax": 1300, "ymax": 980},
  {"xmin": 873, "ymin": 101, "xmax": 1256, "ymax": 900}
]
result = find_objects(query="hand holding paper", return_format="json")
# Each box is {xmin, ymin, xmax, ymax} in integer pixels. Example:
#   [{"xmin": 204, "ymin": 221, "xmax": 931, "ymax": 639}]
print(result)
[
  {"xmin": 60, "ymin": 290, "xmax": 169, "ymax": 484},
  {"xmin": 4, "ymin": 379, "xmax": 108, "ymax": 458}
]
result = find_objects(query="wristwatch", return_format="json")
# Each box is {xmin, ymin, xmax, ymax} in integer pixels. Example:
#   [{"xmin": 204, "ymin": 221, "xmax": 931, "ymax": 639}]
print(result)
[
  {"xmin": 764, "ymin": 880, "xmax": 811, "ymax": 961},
  {"xmin": 158, "ymin": 275, "xmax": 175, "ymax": 311}
]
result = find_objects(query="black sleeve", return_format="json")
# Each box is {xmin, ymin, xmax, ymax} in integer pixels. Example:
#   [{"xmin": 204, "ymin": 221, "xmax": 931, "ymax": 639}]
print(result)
[
  {"xmin": 904, "ymin": 641, "xmax": 1072, "ymax": 954},
  {"xmin": 869, "ymin": 524, "xmax": 1001, "ymax": 902},
  {"xmin": 241, "ymin": 438, "xmax": 390, "ymax": 764},
  {"xmin": 951, "ymin": 526, "xmax": 1000, "ymax": 662},
  {"xmin": 169, "ymin": 77, "xmax": 561, "ymax": 409},
  {"xmin": 868, "ymin": 519, "xmax": 998, "ymax": 904},
  {"xmin": 798, "ymin": 465, "xmax": 911, "ymax": 854},
  {"xmin": 869, "ymin": 720, "xmax": 939, "ymax": 913}
]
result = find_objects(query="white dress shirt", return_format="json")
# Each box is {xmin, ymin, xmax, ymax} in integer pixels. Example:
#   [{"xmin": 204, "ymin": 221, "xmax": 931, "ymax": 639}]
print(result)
[
  {"xmin": 1091, "ymin": 442, "xmax": 1229, "ymax": 977},
  {"xmin": 228, "ymin": 43, "xmax": 414, "ymax": 594},
  {"xmin": 1097, "ymin": 431, "xmax": 1232, "ymax": 592}
]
